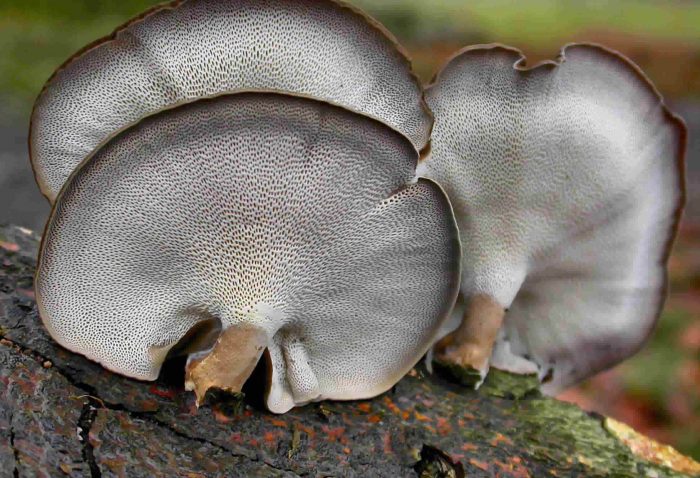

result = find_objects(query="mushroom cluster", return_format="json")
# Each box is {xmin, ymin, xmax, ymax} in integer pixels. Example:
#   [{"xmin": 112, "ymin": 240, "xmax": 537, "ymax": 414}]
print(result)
[{"xmin": 30, "ymin": 0, "xmax": 686, "ymax": 413}]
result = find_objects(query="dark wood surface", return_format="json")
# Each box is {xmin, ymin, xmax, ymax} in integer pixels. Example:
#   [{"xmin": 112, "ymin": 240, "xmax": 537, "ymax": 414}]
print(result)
[{"xmin": 1, "ymin": 224, "xmax": 696, "ymax": 478}]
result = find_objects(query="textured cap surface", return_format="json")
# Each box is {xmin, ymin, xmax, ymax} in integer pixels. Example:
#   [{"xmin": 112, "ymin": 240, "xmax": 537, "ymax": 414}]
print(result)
[
  {"xmin": 36, "ymin": 92, "xmax": 460, "ymax": 413},
  {"xmin": 420, "ymin": 44, "xmax": 686, "ymax": 392},
  {"xmin": 30, "ymin": 0, "xmax": 431, "ymax": 202}
]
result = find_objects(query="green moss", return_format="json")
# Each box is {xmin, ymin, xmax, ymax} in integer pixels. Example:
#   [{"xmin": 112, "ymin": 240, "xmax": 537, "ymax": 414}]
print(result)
[
  {"xmin": 202, "ymin": 389, "xmax": 245, "ymax": 417},
  {"xmin": 432, "ymin": 359, "xmax": 483, "ymax": 389},
  {"xmin": 495, "ymin": 393, "xmax": 693, "ymax": 477},
  {"xmin": 288, "ymin": 427, "xmax": 302, "ymax": 459},
  {"xmin": 430, "ymin": 360, "xmax": 696, "ymax": 477},
  {"xmin": 517, "ymin": 399, "xmax": 634, "ymax": 475},
  {"xmin": 433, "ymin": 360, "xmax": 540, "ymax": 399},
  {"xmin": 481, "ymin": 369, "xmax": 541, "ymax": 400}
]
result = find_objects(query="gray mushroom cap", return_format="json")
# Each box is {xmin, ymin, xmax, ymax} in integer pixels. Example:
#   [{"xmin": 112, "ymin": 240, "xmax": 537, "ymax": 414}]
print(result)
[
  {"xmin": 30, "ymin": 0, "xmax": 431, "ymax": 202},
  {"xmin": 420, "ymin": 44, "xmax": 686, "ymax": 392},
  {"xmin": 36, "ymin": 92, "xmax": 460, "ymax": 413}
]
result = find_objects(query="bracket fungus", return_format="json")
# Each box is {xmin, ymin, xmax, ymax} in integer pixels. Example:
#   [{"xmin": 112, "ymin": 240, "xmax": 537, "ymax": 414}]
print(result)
[
  {"xmin": 29, "ymin": 0, "xmax": 431, "ymax": 202},
  {"xmin": 419, "ymin": 44, "xmax": 686, "ymax": 392},
  {"xmin": 30, "ymin": 0, "xmax": 686, "ymax": 415},
  {"xmin": 32, "ymin": 0, "xmax": 460, "ymax": 414},
  {"xmin": 36, "ymin": 92, "xmax": 460, "ymax": 414}
]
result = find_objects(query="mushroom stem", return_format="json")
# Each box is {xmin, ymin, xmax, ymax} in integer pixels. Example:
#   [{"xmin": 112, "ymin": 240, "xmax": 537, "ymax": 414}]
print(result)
[
  {"xmin": 435, "ymin": 294, "xmax": 505, "ymax": 387},
  {"xmin": 185, "ymin": 324, "xmax": 268, "ymax": 406}
]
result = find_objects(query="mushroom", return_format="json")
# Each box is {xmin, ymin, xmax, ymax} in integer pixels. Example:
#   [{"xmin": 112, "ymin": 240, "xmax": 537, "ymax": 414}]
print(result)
[
  {"xmin": 36, "ymin": 92, "xmax": 461, "ymax": 413},
  {"xmin": 418, "ymin": 44, "xmax": 686, "ymax": 392},
  {"xmin": 30, "ymin": 0, "xmax": 431, "ymax": 203}
]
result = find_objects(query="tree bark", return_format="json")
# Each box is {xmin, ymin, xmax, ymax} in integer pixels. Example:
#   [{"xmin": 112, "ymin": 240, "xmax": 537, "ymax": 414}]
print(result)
[{"xmin": 1, "ymin": 224, "xmax": 698, "ymax": 478}]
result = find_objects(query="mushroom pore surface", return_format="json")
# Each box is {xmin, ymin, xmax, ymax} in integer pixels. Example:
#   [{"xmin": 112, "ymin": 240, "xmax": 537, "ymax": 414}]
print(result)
[
  {"xmin": 30, "ymin": 0, "xmax": 430, "ymax": 202},
  {"xmin": 36, "ymin": 92, "xmax": 460, "ymax": 413},
  {"xmin": 420, "ymin": 44, "xmax": 686, "ymax": 392}
]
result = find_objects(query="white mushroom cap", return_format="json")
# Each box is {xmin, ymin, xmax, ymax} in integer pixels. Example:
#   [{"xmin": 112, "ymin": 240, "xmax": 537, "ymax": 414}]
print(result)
[
  {"xmin": 36, "ymin": 92, "xmax": 460, "ymax": 413},
  {"xmin": 30, "ymin": 0, "xmax": 431, "ymax": 202},
  {"xmin": 420, "ymin": 44, "xmax": 686, "ymax": 392}
]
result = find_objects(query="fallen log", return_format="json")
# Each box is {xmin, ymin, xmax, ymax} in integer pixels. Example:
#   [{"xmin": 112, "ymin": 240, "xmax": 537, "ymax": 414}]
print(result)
[{"xmin": 1, "ymin": 224, "xmax": 698, "ymax": 478}]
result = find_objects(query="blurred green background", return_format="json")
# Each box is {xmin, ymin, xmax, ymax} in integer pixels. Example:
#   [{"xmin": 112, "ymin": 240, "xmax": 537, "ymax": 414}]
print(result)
[
  {"xmin": 0, "ymin": 0, "xmax": 698, "ymax": 460},
  {"xmin": 2, "ymin": 0, "xmax": 700, "ymax": 115}
]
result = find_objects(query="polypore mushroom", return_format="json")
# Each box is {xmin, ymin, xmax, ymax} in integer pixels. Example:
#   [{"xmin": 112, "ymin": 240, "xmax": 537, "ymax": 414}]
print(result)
[
  {"xmin": 36, "ymin": 92, "xmax": 460, "ymax": 413},
  {"xmin": 419, "ymin": 44, "xmax": 686, "ymax": 392},
  {"xmin": 30, "ymin": 0, "xmax": 431, "ymax": 202}
]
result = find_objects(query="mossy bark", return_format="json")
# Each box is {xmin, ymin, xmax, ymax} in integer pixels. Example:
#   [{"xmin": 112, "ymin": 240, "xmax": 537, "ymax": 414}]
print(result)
[{"xmin": 1, "ymin": 224, "xmax": 698, "ymax": 478}]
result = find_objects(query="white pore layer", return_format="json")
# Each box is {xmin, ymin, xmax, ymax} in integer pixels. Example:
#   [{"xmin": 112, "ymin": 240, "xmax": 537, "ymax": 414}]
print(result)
[
  {"xmin": 421, "ymin": 44, "xmax": 684, "ymax": 392},
  {"xmin": 31, "ymin": 0, "xmax": 430, "ymax": 201},
  {"xmin": 37, "ymin": 93, "xmax": 460, "ymax": 413}
]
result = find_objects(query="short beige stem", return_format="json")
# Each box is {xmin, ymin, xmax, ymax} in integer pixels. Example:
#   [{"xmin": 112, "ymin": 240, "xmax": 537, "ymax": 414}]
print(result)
[
  {"xmin": 436, "ymin": 294, "xmax": 505, "ymax": 374},
  {"xmin": 185, "ymin": 324, "xmax": 268, "ymax": 406}
]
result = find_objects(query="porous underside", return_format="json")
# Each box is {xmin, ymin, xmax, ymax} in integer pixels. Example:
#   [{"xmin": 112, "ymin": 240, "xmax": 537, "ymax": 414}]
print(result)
[
  {"xmin": 422, "ymin": 44, "xmax": 686, "ymax": 392},
  {"xmin": 36, "ymin": 92, "xmax": 460, "ymax": 413},
  {"xmin": 30, "ymin": 0, "xmax": 430, "ymax": 201}
]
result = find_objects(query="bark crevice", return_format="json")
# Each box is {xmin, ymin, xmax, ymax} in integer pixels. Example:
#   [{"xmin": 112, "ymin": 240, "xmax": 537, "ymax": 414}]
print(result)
[
  {"xmin": 9, "ymin": 420, "xmax": 19, "ymax": 478},
  {"xmin": 77, "ymin": 399, "xmax": 101, "ymax": 478}
]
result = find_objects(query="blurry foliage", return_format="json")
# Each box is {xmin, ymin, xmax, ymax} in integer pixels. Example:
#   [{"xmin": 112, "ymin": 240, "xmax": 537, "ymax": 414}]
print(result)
[
  {"xmin": 0, "ymin": 0, "xmax": 161, "ymax": 114},
  {"xmin": 356, "ymin": 0, "xmax": 700, "ymax": 46},
  {"xmin": 623, "ymin": 309, "xmax": 689, "ymax": 406},
  {"xmin": 360, "ymin": 0, "xmax": 700, "ymax": 95},
  {"xmin": 0, "ymin": 0, "xmax": 698, "ymax": 461},
  {"xmin": 1, "ymin": 0, "xmax": 700, "ymax": 117},
  {"xmin": 625, "ymin": 308, "xmax": 700, "ymax": 457}
]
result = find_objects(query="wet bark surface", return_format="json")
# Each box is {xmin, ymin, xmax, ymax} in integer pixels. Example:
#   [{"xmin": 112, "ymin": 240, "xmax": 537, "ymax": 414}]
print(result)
[{"xmin": 1, "ymin": 224, "xmax": 697, "ymax": 478}]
